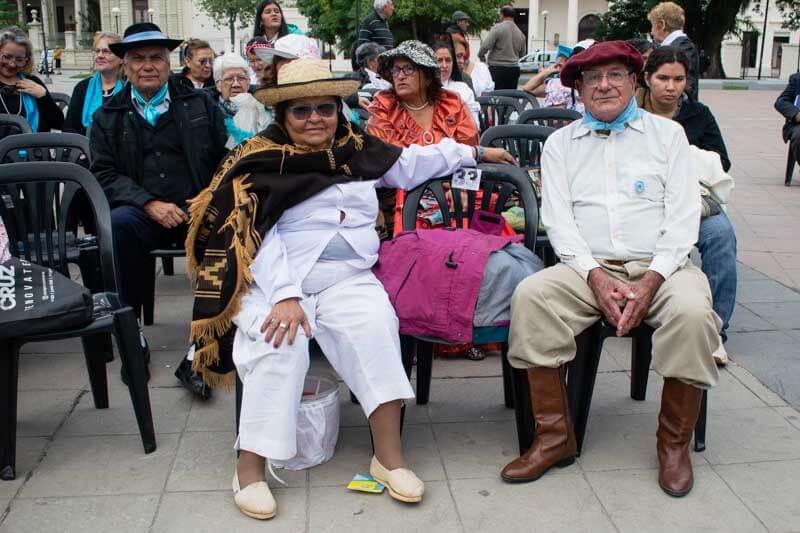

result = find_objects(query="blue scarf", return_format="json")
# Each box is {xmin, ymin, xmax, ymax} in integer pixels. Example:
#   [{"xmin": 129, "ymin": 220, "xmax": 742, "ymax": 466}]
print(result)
[
  {"xmin": 131, "ymin": 83, "xmax": 169, "ymax": 126},
  {"xmin": 17, "ymin": 74, "xmax": 39, "ymax": 132},
  {"xmin": 82, "ymin": 72, "xmax": 123, "ymax": 128},
  {"xmin": 582, "ymin": 96, "xmax": 642, "ymax": 132}
]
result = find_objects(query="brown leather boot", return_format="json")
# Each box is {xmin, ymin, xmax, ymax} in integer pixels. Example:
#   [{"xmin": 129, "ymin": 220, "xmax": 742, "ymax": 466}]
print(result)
[
  {"xmin": 501, "ymin": 366, "xmax": 577, "ymax": 483},
  {"xmin": 657, "ymin": 378, "xmax": 703, "ymax": 497}
]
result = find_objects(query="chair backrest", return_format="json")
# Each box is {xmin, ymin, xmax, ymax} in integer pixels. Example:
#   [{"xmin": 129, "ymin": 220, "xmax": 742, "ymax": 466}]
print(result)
[
  {"xmin": 358, "ymin": 87, "xmax": 380, "ymax": 99},
  {"xmin": 476, "ymin": 95, "xmax": 526, "ymax": 131},
  {"xmin": 0, "ymin": 132, "xmax": 91, "ymax": 166},
  {"xmin": 0, "ymin": 162, "xmax": 115, "ymax": 291},
  {"xmin": 50, "ymin": 92, "xmax": 71, "ymax": 117},
  {"xmin": 401, "ymin": 163, "xmax": 539, "ymax": 251},
  {"xmin": 486, "ymin": 89, "xmax": 540, "ymax": 110},
  {"xmin": 516, "ymin": 108, "xmax": 582, "ymax": 130},
  {"xmin": 0, "ymin": 114, "xmax": 33, "ymax": 137},
  {"xmin": 480, "ymin": 124, "xmax": 555, "ymax": 170}
]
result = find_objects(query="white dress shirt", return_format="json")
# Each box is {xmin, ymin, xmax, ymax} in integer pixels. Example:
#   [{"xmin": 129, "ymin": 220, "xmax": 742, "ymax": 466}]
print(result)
[
  {"xmin": 468, "ymin": 60, "xmax": 495, "ymax": 97},
  {"xmin": 250, "ymin": 139, "xmax": 475, "ymax": 304},
  {"xmin": 662, "ymin": 30, "xmax": 687, "ymax": 46},
  {"xmin": 443, "ymin": 80, "xmax": 481, "ymax": 128},
  {"xmin": 540, "ymin": 109, "xmax": 700, "ymax": 281}
]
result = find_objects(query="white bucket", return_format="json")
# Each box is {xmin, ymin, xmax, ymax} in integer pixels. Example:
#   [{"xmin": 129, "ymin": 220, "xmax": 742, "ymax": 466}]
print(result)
[{"xmin": 272, "ymin": 372, "xmax": 340, "ymax": 471}]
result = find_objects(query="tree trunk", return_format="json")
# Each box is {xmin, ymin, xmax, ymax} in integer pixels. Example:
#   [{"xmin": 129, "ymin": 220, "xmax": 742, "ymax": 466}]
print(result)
[
  {"xmin": 411, "ymin": 16, "xmax": 418, "ymax": 40},
  {"xmin": 693, "ymin": 0, "xmax": 746, "ymax": 79},
  {"xmin": 16, "ymin": 0, "xmax": 24, "ymax": 24}
]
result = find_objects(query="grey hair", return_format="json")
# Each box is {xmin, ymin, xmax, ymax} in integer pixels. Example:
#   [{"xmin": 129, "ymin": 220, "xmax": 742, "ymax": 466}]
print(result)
[
  {"xmin": 0, "ymin": 27, "xmax": 33, "ymax": 73},
  {"xmin": 213, "ymin": 53, "xmax": 250, "ymax": 83},
  {"xmin": 374, "ymin": 0, "xmax": 390, "ymax": 11},
  {"xmin": 355, "ymin": 42, "xmax": 384, "ymax": 68}
]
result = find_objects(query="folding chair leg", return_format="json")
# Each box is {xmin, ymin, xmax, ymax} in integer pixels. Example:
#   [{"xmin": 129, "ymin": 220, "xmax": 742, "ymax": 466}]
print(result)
[
  {"xmin": 235, "ymin": 373, "xmax": 243, "ymax": 435},
  {"xmin": 501, "ymin": 343, "xmax": 514, "ymax": 408},
  {"xmin": 511, "ymin": 366, "xmax": 534, "ymax": 455},
  {"xmin": 400, "ymin": 335, "xmax": 415, "ymax": 378},
  {"xmin": 81, "ymin": 333, "xmax": 110, "ymax": 409},
  {"xmin": 161, "ymin": 257, "xmax": 175, "ymax": 276},
  {"xmin": 786, "ymin": 147, "xmax": 796, "ymax": 186},
  {"xmin": 415, "ymin": 341, "xmax": 434, "ymax": 405},
  {"xmin": 142, "ymin": 257, "xmax": 156, "ymax": 326},
  {"xmin": 694, "ymin": 390, "xmax": 708, "ymax": 452},
  {"xmin": 113, "ymin": 307, "xmax": 156, "ymax": 454},
  {"xmin": 0, "ymin": 340, "xmax": 20, "ymax": 480},
  {"xmin": 630, "ymin": 332, "xmax": 653, "ymax": 401}
]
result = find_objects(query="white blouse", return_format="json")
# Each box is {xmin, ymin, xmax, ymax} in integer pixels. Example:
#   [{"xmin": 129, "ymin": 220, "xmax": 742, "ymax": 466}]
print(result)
[
  {"xmin": 443, "ymin": 80, "xmax": 480, "ymax": 128},
  {"xmin": 468, "ymin": 60, "xmax": 495, "ymax": 97},
  {"xmin": 250, "ymin": 139, "xmax": 476, "ymax": 304}
]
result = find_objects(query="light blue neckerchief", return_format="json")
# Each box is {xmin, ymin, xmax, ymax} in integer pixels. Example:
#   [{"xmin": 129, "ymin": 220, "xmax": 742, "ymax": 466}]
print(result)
[
  {"xmin": 582, "ymin": 96, "xmax": 642, "ymax": 132},
  {"xmin": 17, "ymin": 74, "xmax": 38, "ymax": 132},
  {"xmin": 82, "ymin": 72, "xmax": 123, "ymax": 128},
  {"xmin": 131, "ymin": 83, "xmax": 169, "ymax": 126}
]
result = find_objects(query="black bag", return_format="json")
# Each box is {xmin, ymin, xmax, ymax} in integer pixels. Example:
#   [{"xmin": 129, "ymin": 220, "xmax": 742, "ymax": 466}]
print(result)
[{"xmin": 0, "ymin": 257, "xmax": 93, "ymax": 338}]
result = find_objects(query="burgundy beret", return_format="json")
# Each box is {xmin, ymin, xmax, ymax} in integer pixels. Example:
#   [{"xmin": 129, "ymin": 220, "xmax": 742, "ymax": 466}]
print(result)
[{"xmin": 560, "ymin": 40, "xmax": 644, "ymax": 89}]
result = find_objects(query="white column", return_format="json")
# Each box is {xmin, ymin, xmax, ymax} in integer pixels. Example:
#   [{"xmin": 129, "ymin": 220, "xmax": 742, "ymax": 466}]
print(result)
[
  {"xmin": 74, "ymin": 0, "xmax": 82, "ymax": 39},
  {"xmin": 567, "ymin": 0, "xmax": 579, "ymax": 44},
  {"xmin": 528, "ymin": 0, "xmax": 540, "ymax": 54}
]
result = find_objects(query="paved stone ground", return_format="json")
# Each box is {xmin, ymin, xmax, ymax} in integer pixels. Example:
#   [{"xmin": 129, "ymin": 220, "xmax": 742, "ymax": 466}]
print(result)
[{"xmin": 2, "ymin": 87, "xmax": 800, "ymax": 532}]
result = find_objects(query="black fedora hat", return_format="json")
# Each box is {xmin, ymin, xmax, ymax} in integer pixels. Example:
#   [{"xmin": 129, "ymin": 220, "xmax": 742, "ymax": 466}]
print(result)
[{"xmin": 109, "ymin": 22, "xmax": 183, "ymax": 58}]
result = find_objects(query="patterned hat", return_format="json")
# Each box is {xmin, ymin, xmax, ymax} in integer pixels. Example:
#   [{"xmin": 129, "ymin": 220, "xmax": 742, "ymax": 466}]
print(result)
[{"xmin": 377, "ymin": 40, "xmax": 439, "ymax": 83}]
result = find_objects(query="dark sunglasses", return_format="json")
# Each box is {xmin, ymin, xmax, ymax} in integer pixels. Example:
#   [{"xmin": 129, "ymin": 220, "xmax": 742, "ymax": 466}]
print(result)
[{"xmin": 287, "ymin": 102, "xmax": 338, "ymax": 120}]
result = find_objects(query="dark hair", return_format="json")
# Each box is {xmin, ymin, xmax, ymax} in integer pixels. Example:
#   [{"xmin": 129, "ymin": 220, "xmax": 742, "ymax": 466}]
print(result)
[
  {"xmin": 253, "ymin": 0, "xmax": 290, "ymax": 39},
  {"xmin": 430, "ymin": 40, "xmax": 464, "ymax": 83},
  {"xmin": 626, "ymin": 38, "xmax": 655, "ymax": 57},
  {"xmin": 644, "ymin": 45, "xmax": 692, "ymax": 94},
  {"xmin": 500, "ymin": 6, "xmax": 516, "ymax": 19},
  {"xmin": 183, "ymin": 38, "xmax": 212, "ymax": 60}
]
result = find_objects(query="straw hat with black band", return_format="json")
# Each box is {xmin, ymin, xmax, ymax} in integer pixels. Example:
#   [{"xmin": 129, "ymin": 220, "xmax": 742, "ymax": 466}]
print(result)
[{"xmin": 109, "ymin": 22, "xmax": 183, "ymax": 58}]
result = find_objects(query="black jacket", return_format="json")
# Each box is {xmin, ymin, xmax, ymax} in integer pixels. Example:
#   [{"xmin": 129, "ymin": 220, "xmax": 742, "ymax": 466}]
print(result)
[
  {"xmin": 0, "ymin": 74, "xmax": 63, "ymax": 132},
  {"xmin": 670, "ymin": 35, "xmax": 700, "ymax": 102},
  {"xmin": 63, "ymin": 75, "xmax": 91, "ymax": 134},
  {"xmin": 171, "ymin": 68, "xmax": 215, "ymax": 91},
  {"xmin": 775, "ymin": 73, "xmax": 800, "ymax": 142},
  {"xmin": 89, "ymin": 80, "xmax": 227, "ymax": 209},
  {"xmin": 674, "ymin": 98, "xmax": 731, "ymax": 172}
]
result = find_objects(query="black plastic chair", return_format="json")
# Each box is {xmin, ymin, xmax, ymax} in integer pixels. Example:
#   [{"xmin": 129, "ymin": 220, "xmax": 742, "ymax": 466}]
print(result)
[
  {"xmin": 480, "ymin": 125, "xmax": 556, "ymax": 265},
  {"xmin": 0, "ymin": 132, "xmax": 91, "ymax": 166},
  {"xmin": 51, "ymin": 92, "xmax": 71, "ymax": 117},
  {"xmin": 511, "ymin": 320, "xmax": 708, "ymax": 456},
  {"xmin": 476, "ymin": 95, "xmax": 526, "ymax": 132},
  {"xmin": 0, "ymin": 162, "xmax": 155, "ymax": 481},
  {"xmin": 0, "ymin": 114, "xmax": 32, "ymax": 138},
  {"xmin": 401, "ymin": 163, "xmax": 539, "ymax": 406},
  {"xmin": 140, "ymin": 245, "xmax": 185, "ymax": 325},
  {"xmin": 786, "ymin": 143, "xmax": 796, "ymax": 186},
  {"xmin": 486, "ymin": 89, "xmax": 539, "ymax": 110},
  {"xmin": 517, "ymin": 108, "xmax": 582, "ymax": 130}
]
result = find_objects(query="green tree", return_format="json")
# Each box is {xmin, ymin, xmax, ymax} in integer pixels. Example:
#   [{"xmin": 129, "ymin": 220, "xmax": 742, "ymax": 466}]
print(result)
[
  {"xmin": 196, "ymin": 0, "xmax": 260, "ymax": 49},
  {"xmin": 296, "ymin": 0, "xmax": 507, "ymax": 56},
  {"xmin": 0, "ymin": 0, "xmax": 22, "ymax": 28},
  {"xmin": 595, "ymin": 0, "xmax": 655, "ymax": 41}
]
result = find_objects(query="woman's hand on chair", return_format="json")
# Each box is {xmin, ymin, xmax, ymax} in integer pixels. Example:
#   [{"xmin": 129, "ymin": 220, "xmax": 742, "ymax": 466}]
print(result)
[
  {"xmin": 261, "ymin": 298, "xmax": 312, "ymax": 348},
  {"xmin": 482, "ymin": 147, "xmax": 518, "ymax": 165}
]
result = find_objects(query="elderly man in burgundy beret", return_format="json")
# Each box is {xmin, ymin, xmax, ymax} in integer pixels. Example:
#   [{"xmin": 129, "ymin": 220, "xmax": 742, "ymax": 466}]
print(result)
[{"xmin": 502, "ymin": 41, "xmax": 720, "ymax": 497}]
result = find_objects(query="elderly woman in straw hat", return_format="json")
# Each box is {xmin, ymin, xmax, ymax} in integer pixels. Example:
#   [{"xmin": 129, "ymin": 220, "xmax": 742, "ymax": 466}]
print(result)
[{"xmin": 186, "ymin": 58, "xmax": 514, "ymax": 520}]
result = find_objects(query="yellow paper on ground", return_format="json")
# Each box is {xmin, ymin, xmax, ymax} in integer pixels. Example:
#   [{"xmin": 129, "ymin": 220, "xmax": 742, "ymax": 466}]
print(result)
[{"xmin": 347, "ymin": 474, "xmax": 385, "ymax": 494}]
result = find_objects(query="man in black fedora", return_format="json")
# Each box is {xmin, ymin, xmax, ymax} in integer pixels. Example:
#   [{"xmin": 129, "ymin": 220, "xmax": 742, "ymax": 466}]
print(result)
[{"xmin": 90, "ymin": 22, "xmax": 227, "ymax": 399}]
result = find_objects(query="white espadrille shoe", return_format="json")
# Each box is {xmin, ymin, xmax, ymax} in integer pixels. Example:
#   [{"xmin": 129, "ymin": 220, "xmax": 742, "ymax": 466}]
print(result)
[
  {"xmin": 232, "ymin": 470, "xmax": 276, "ymax": 520},
  {"xmin": 369, "ymin": 456, "xmax": 424, "ymax": 503},
  {"xmin": 712, "ymin": 342, "xmax": 729, "ymax": 367}
]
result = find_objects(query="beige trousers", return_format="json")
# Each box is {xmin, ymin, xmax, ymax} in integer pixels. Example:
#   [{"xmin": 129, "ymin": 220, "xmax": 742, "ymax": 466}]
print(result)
[{"xmin": 508, "ymin": 260, "xmax": 720, "ymax": 389}]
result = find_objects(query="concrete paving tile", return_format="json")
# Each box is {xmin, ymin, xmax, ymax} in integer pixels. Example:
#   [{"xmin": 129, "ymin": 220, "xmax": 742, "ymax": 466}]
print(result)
[
  {"xmin": 774, "ymin": 406, "xmax": 800, "ymax": 431},
  {"xmin": 736, "ymin": 262, "xmax": 771, "ymax": 281},
  {"xmin": 17, "ymin": 353, "xmax": 89, "ymax": 391},
  {"xmin": 0, "ymin": 438, "xmax": 47, "ymax": 503},
  {"xmin": 18, "ymin": 338, "xmax": 83, "ymax": 354},
  {"xmin": 714, "ymin": 460, "xmax": 800, "ymax": 533},
  {"xmin": 60, "ymin": 387, "xmax": 191, "ymax": 436},
  {"xmin": 184, "ymin": 389, "xmax": 236, "ymax": 433},
  {"xmin": 585, "ymin": 466, "xmax": 767, "ymax": 533},
  {"xmin": 577, "ymin": 413, "xmax": 707, "ymax": 472},
  {"xmin": 0, "ymin": 494, "xmax": 159, "ymax": 533},
  {"xmin": 431, "ymin": 354, "xmax": 502, "ymax": 378},
  {"xmin": 771, "ymin": 252, "xmax": 800, "ymax": 270},
  {"xmin": 19, "ymin": 434, "xmax": 180, "ymax": 498},
  {"xmin": 152, "ymin": 489, "xmax": 305, "ymax": 533},
  {"xmin": 785, "ymin": 268, "xmax": 800, "ymax": 288},
  {"xmin": 339, "ymin": 381, "xmax": 430, "ymax": 428},
  {"xmin": 727, "ymin": 330, "xmax": 800, "ymax": 408},
  {"xmin": 425, "ymin": 377, "xmax": 514, "ymax": 423},
  {"xmin": 735, "ymin": 279, "xmax": 800, "ymax": 303},
  {"xmin": 728, "ymin": 304, "xmax": 778, "ymax": 332},
  {"xmin": 16, "ymin": 390, "xmax": 82, "ymax": 438},
  {"xmin": 725, "ymin": 364, "xmax": 788, "ymax": 407},
  {"xmin": 702, "ymin": 407, "xmax": 800, "ymax": 465},
  {"xmin": 736, "ymin": 251, "xmax": 795, "ymax": 286},
  {"xmin": 432, "ymin": 420, "xmax": 577, "ymax": 479},
  {"xmin": 738, "ymin": 301, "xmax": 800, "ymax": 330},
  {"xmin": 167, "ymin": 430, "xmax": 306, "ymax": 491},
  {"xmin": 308, "ymin": 481, "xmax": 460, "ymax": 533},
  {"xmin": 138, "ymin": 350, "xmax": 187, "ymax": 389},
  {"xmin": 586, "ymin": 372, "xmax": 661, "ymax": 417},
  {"xmin": 451, "ymin": 475, "xmax": 616, "ymax": 533},
  {"xmin": 309, "ymin": 424, "xmax": 444, "ymax": 487}
]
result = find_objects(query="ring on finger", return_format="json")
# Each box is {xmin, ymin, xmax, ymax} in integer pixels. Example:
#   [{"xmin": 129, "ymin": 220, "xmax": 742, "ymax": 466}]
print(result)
[{"xmin": 279, "ymin": 322, "xmax": 289, "ymax": 329}]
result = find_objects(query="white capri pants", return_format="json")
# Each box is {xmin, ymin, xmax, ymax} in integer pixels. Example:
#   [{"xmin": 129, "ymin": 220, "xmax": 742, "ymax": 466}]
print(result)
[{"xmin": 232, "ymin": 269, "xmax": 415, "ymax": 461}]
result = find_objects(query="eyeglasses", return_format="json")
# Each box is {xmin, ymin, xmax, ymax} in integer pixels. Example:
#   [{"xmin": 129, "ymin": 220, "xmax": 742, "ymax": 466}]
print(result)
[
  {"xmin": 580, "ymin": 69, "xmax": 630, "ymax": 87},
  {"xmin": 196, "ymin": 58, "xmax": 212, "ymax": 66},
  {"xmin": 390, "ymin": 65, "xmax": 417, "ymax": 78},
  {"xmin": 0, "ymin": 53, "xmax": 28, "ymax": 66},
  {"xmin": 286, "ymin": 102, "xmax": 338, "ymax": 120},
  {"xmin": 93, "ymin": 48, "xmax": 113, "ymax": 56},
  {"xmin": 222, "ymin": 75, "xmax": 248, "ymax": 86}
]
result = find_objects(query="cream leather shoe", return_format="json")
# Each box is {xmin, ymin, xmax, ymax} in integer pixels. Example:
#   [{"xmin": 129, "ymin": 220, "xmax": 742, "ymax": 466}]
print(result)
[
  {"xmin": 232, "ymin": 470, "xmax": 276, "ymax": 520},
  {"xmin": 370, "ymin": 456, "xmax": 424, "ymax": 503}
]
